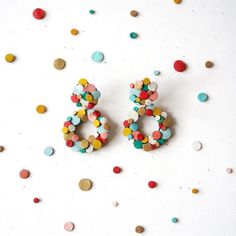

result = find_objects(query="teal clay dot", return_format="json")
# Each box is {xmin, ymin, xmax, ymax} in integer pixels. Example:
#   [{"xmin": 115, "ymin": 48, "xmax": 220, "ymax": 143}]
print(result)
[
  {"xmin": 172, "ymin": 217, "xmax": 178, "ymax": 223},
  {"xmin": 91, "ymin": 51, "xmax": 104, "ymax": 63},
  {"xmin": 133, "ymin": 140, "xmax": 143, "ymax": 149},
  {"xmin": 44, "ymin": 146, "xmax": 54, "ymax": 156},
  {"xmin": 130, "ymin": 32, "xmax": 138, "ymax": 39},
  {"xmin": 89, "ymin": 9, "xmax": 95, "ymax": 14},
  {"xmin": 130, "ymin": 122, "xmax": 139, "ymax": 131},
  {"xmin": 133, "ymin": 106, "xmax": 138, "ymax": 111},
  {"xmin": 197, "ymin": 92, "xmax": 208, "ymax": 102}
]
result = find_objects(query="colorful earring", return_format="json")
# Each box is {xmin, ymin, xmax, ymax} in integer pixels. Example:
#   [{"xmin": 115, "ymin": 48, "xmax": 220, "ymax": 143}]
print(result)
[
  {"xmin": 122, "ymin": 78, "xmax": 172, "ymax": 151},
  {"xmin": 62, "ymin": 79, "xmax": 110, "ymax": 153}
]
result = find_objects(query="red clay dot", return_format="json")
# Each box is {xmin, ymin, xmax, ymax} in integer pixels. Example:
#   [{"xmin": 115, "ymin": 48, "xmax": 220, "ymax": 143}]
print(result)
[
  {"xmin": 173, "ymin": 60, "xmax": 187, "ymax": 72},
  {"xmin": 33, "ymin": 8, "xmax": 45, "ymax": 20},
  {"xmin": 66, "ymin": 140, "xmax": 74, "ymax": 147},
  {"xmin": 113, "ymin": 166, "xmax": 121, "ymax": 174},
  {"xmin": 148, "ymin": 181, "xmax": 157, "ymax": 188},
  {"xmin": 33, "ymin": 197, "xmax": 40, "ymax": 203}
]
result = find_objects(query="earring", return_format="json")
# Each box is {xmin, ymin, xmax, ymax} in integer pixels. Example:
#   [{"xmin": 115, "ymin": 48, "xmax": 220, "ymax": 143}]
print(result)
[
  {"xmin": 62, "ymin": 79, "xmax": 110, "ymax": 153},
  {"xmin": 122, "ymin": 78, "xmax": 172, "ymax": 151}
]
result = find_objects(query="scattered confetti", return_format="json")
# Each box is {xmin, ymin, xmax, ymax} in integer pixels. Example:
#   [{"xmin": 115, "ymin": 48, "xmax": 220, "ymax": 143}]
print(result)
[
  {"xmin": 19, "ymin": 169, "xmax": 30, "ymax": 179},
  {"xmin": 130, "ymin": 32, "xmax": 138, "ymax": 39},
  {"xmin": 5, "ymin": 53, "xmax": 15, "ymax": 63},
  {"xmin": 192, "ymin": 188, "xmax": 199, "ymax": 194},
  {"xmin": 91, "ymin": 51, "xmax": 104, "ymax": 63},
  {"xmin": 36, "ymin": 104, "xmax": 47, "ymax": 114},
  {"xmin": 135, "ymin": 226, "xmax": 145, "ymax": 233},
  {"xmin": 171, "ymin": 217, "xmax": 178, "ymax": 223},
  {"xmin": 44, "ymin": 146, "xmax": 54, "ymax": 156},
  {"xmin": 53, "ymin": 58, "xmax": 66, "ymax": 70},
  {"xmin": 70, "ymin": 28, "xmax": 79, "ymax": 36},
  {"xmin": 113, "ymin": 166, "xmax": 122, "ymax": 174},
  {"xmin": 64, "ymin": 222, "xmax": 75, "ymax": 232},
  {"xmin": 197, "ymin": 92, "xmax": 208, "ymax": 102},
  {"xmin": 205, "ymin": 61, "xmax": 214, "ymax": 68},
  {"xmin": 130, "ymin": 10, "xmax": 139, "ymax": 17},
  {"xmin": 173, "ymin": 60, "xmax": 186, "ymax": 72},
  {"xmin": 226, "ymin": 168, "xmax": 233, "ymax": 174},
  {"xmin": 148, "ymin": 181, "xmax": 157, "ymax": 188},
  {"xmin": 33, "ymin": 8, "xmax": 45, "ymax": 20},
  {"xmin": 33, "ymin": 197, "xmax": 40, "ymax": 203},
  {"xmin": 79, "ymin": 178, "xmax": 93, "ymax": 191},
  {"xmin": 192, "ymin": 141, "xmax": 202, "ymax": 151}
]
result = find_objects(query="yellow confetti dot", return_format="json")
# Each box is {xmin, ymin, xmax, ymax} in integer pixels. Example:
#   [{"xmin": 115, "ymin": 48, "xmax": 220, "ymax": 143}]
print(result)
[
  {"xmin": 173, "ymin": 0, "xmax": 182, "ymax": 4},
  {"xmin": 93, "ymin": 120, "xmax": 100, "ymax": 127},
  {"xmin": 71, "ymin": 28, "xmax": 79, "ymax": 36},
  {"xmin": 123, "ymin": 128, "xmax": 132, "ymax": 136},
  {"xmin": 92, "ymin": 139, "xmax": 102, "ymax": 149},
  {"xmin": 5, "ymin": 53, "xmax": 15, "ymax": 63},
  {"xmin": 78, "ymin": 78, "xmax": 88, "ymax": 86},
  {"xmin": 141, "ymin": 136, "xmax": 149, "ymax": 143},
  {"xmin": 62, "ymin": 127, "xmax": 69, "ymax": 134},
  {"xmin": 36, "ymin": 105, "xmax": 47, "ymax": 114},
  {"xmin": 143, "ymin": 77, "xmax": 150, "ymax": 85},
  {"xmin": 192, "ymin": 188, "xmax": 199, "ymax": 194},
  {"xmin": 153, "ymin": 107, "xmax": 162, "ymax": 116},
  {"xmin": 86, "ymin": 94, "xmax": 93, "ymax": 101},
  {"xmin": 77, "ymin": 109, "xmax": 86, "ymax": 117}
]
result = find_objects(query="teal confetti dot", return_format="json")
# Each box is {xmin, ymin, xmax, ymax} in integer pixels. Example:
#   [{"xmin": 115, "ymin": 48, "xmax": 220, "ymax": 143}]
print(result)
[
  {"xmin": 172, "ymin": 217, "xmax": 178, "ymax": 223},
  {"xmin": 44, "ymin": 146, "xmax": 54, "ymax": 156},
  {"xmin": 197, "ymin": 92, "xmax": 208, "ymax": 102},
  {"xmin": 130, "ymin": 32, "xmax": 138, "ymax": 39},
  {"xmin": 133, "ymin": 140, "xmax": 143, "ymax": 149},
  {"xmin": 89, "ymin": 9, "xmax": 95, "ymax": 14},
  {"xmin": 130, "ymin": 122, "xmax": 139, "ymax": 131},
  {"xmin": 91, "ymin": 51, "xmax": 104, "ymax": 63}
]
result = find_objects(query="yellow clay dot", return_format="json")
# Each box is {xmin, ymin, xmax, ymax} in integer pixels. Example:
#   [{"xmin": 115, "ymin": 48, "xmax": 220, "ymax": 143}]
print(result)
[
  {"xmin": 153, "ymin": 107, "xmax": 162, "ymax": 116},
  {"xmin": 86, "ymin": 94, "xmax": 93, "ymax": 101},
  {"xmin": 136, "ymin": 97, "xmax": 141, "ymax": 102},
  {"xmin": 93, "ymin": 120, "xmax": 100, "ymax": 127},
  {"xmin": 62, "ymin": 127, "xmax": 69, "ymax": 134},
  {"xmin": 36, "ymin": 105, "xmax": 47, "ymax": 114},
  {"xmin": 5, "ymin": 53, "xmax": 15, "ymax": 63},
  {"xmin": 77, "ymin": 109, "xmax": 86, "ymax": 117},
  {"xmin": 141, "ymin": 136, "xmax": 149, "ymax": 143},
  {"xmin": 123, "ymin": 128, "xmax": 132, "ymax": 136},
  {"xmin": 143, "ymin": 77, "xmax": 151, "ymax": 85},
  {"xmin": 71, "ymin": 28, "xmax": 79, "ymax": 35},
  {"xmin": 173, "ymin": 0, "xmax": 182, "ymax": 4},
  {"xmin": 78, "ymin": 78, "xmax": 88, "ymax": 86},
  {"xmin": 92, "ymin": 139, "xmax": 102, "ymax": 149}
]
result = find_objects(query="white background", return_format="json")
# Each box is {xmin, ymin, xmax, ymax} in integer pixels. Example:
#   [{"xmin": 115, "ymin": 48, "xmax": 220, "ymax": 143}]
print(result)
[{"xmin": 0, "ymin": 0, "xmax": 236, "ymax": 235}]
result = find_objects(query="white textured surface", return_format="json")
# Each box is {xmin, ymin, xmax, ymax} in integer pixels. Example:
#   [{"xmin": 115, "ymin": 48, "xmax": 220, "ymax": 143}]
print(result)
[{"xmin": 0, "ymin": 0, "xmax": 236, "ymax": 236}]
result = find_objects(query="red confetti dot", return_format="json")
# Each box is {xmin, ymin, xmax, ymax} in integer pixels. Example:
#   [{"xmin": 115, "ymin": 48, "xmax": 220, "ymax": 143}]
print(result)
[
  {"xmin": 148, "ymin": 181, "xmax": 157, "ymax": 188},
  {"xmin": 93, "ymin": 110, "xmax": 101, "ymax": 118},
  {"xmin": 33, "ymin": 197, "xmax": 40, "ymax": 203},
  {"xmin": 33, "ymin": 8, "xmax": 45, "ymax": 20},
  {"xmin": 113, "ymin": 166, "xmax": 121, "ymax": 174},
  {"xmin": 146, "ymin": 109, "xmax": 153, "ymax": 116},
  {"xmin": 123, "ymin": 120, "xmax": 129, "ymax": 127},
  {"xmin": 87, "ymin": 103, "xmax": 94, "ymax": 109},
  {"xmin": 173, "ymin": 60, "xmax": 187, "ymax": 72},
  {"xmin": 137, "ymin": 133, "xmax": 144, "ymax": 141},
  {"xmin": 139, "ymin": 91, "xmax": 149, "ymax": 100},
  {"xmin": 66, "ymin": 140, "xmax": 74, "ymax": 147},
  {"xmin": 71, "ymin": 95, "xmax": 78, "ymax": 103}
]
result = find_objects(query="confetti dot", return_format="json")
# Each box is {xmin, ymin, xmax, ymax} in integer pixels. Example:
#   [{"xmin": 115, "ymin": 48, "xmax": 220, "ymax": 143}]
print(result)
[
  {"xmin": 135, "ymin": 226, "xmax": 145, "ymax": 233},
  {"xmin": 53, "ymin": 58, "xmax": 66, "ymax": 70},
  {"xmin": 148, "ymin": 181, "xmax": 157, "ymax": 188},
  {"xmin": 173, "ymin": 0, "xmax": 182, "ymax": 4},
  {"xmin": 112, "ymin": 201, "xmax": 119, "ymax": 207},
  {"xmin": 192, "ymin": 188, "xmax": 199, "ymax": 194},
  {"xmin": 79, "ymin": 178, "xmax": 93, "ymax": 191},
  {"xmin": 0, "ymin": 146, "xmax": 4, "ymax": 152},
  {"xmin": 130, "ymin": 32, "xmax": 138, "ymax": 39},
  {"xmin": 5, "ymin": 53, "xmax": 15, "ymax": 63},
  {"xmin": 64, "ymin": 222, "xmax": 75, "ymax": 232},
  {"xmin": 19, "ymin": 169, "xmax": 30, "ymax": 179},
  {"xmin": 36, "ymin": 104, "xmax": 47, "ymax": 114},
  {"xmin": 205, "ymin": 61, "xmax": 214, "ymax": 68},
  {"xmin": 71, "ymin": 28, "xmax": 79, "ymax": 36},
  {"xmin": 44, "ymin": 146, "xmax": 54, "ymax": 156},
  {"xmin": 197, "ymin": 92, "xmax": 208, "ymax": 102},
  {"xmin": 130, "ymin": 10, "xmax": 139, "ymax": 17},
  {"xmin": 33, "ymin": 8, "xmax": 45, "ymax": 20},
  {"xmin": 113, "ymin": 166, "xmax": 122, "ymax": 174},
  {"xmin": 173, "ymin": 60, "xmax": 186, "ymax": 72},
  {"xmin": 33, "ymin": 197, "xmax": 40, "ymax": 203},
  {"xmin": 226, "ymin": 168, "xmax": 233, "ymax": 174},
  {"xmin": 89, "ymin": 9, "xmax": 95, "ymax": 14},
  {"xmin": 91, "ymin": 51, "xmax": 104, "ymax": 63},
  {"xmin": 153, "ymin": 70, "xmax": 161, "ymax": 76},
  {"xmin": 172, "ymin": 217, "xmax": 178, "ymax": 223},
  {"xmin": 192, "ymin": 141, "xmax": 202, "ymax": 151}
]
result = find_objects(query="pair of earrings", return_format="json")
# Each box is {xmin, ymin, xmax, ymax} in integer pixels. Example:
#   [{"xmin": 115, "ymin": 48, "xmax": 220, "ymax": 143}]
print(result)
[{"xmin": 62, "ymin": 78, "xmax": 172, "ymax": 153}]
